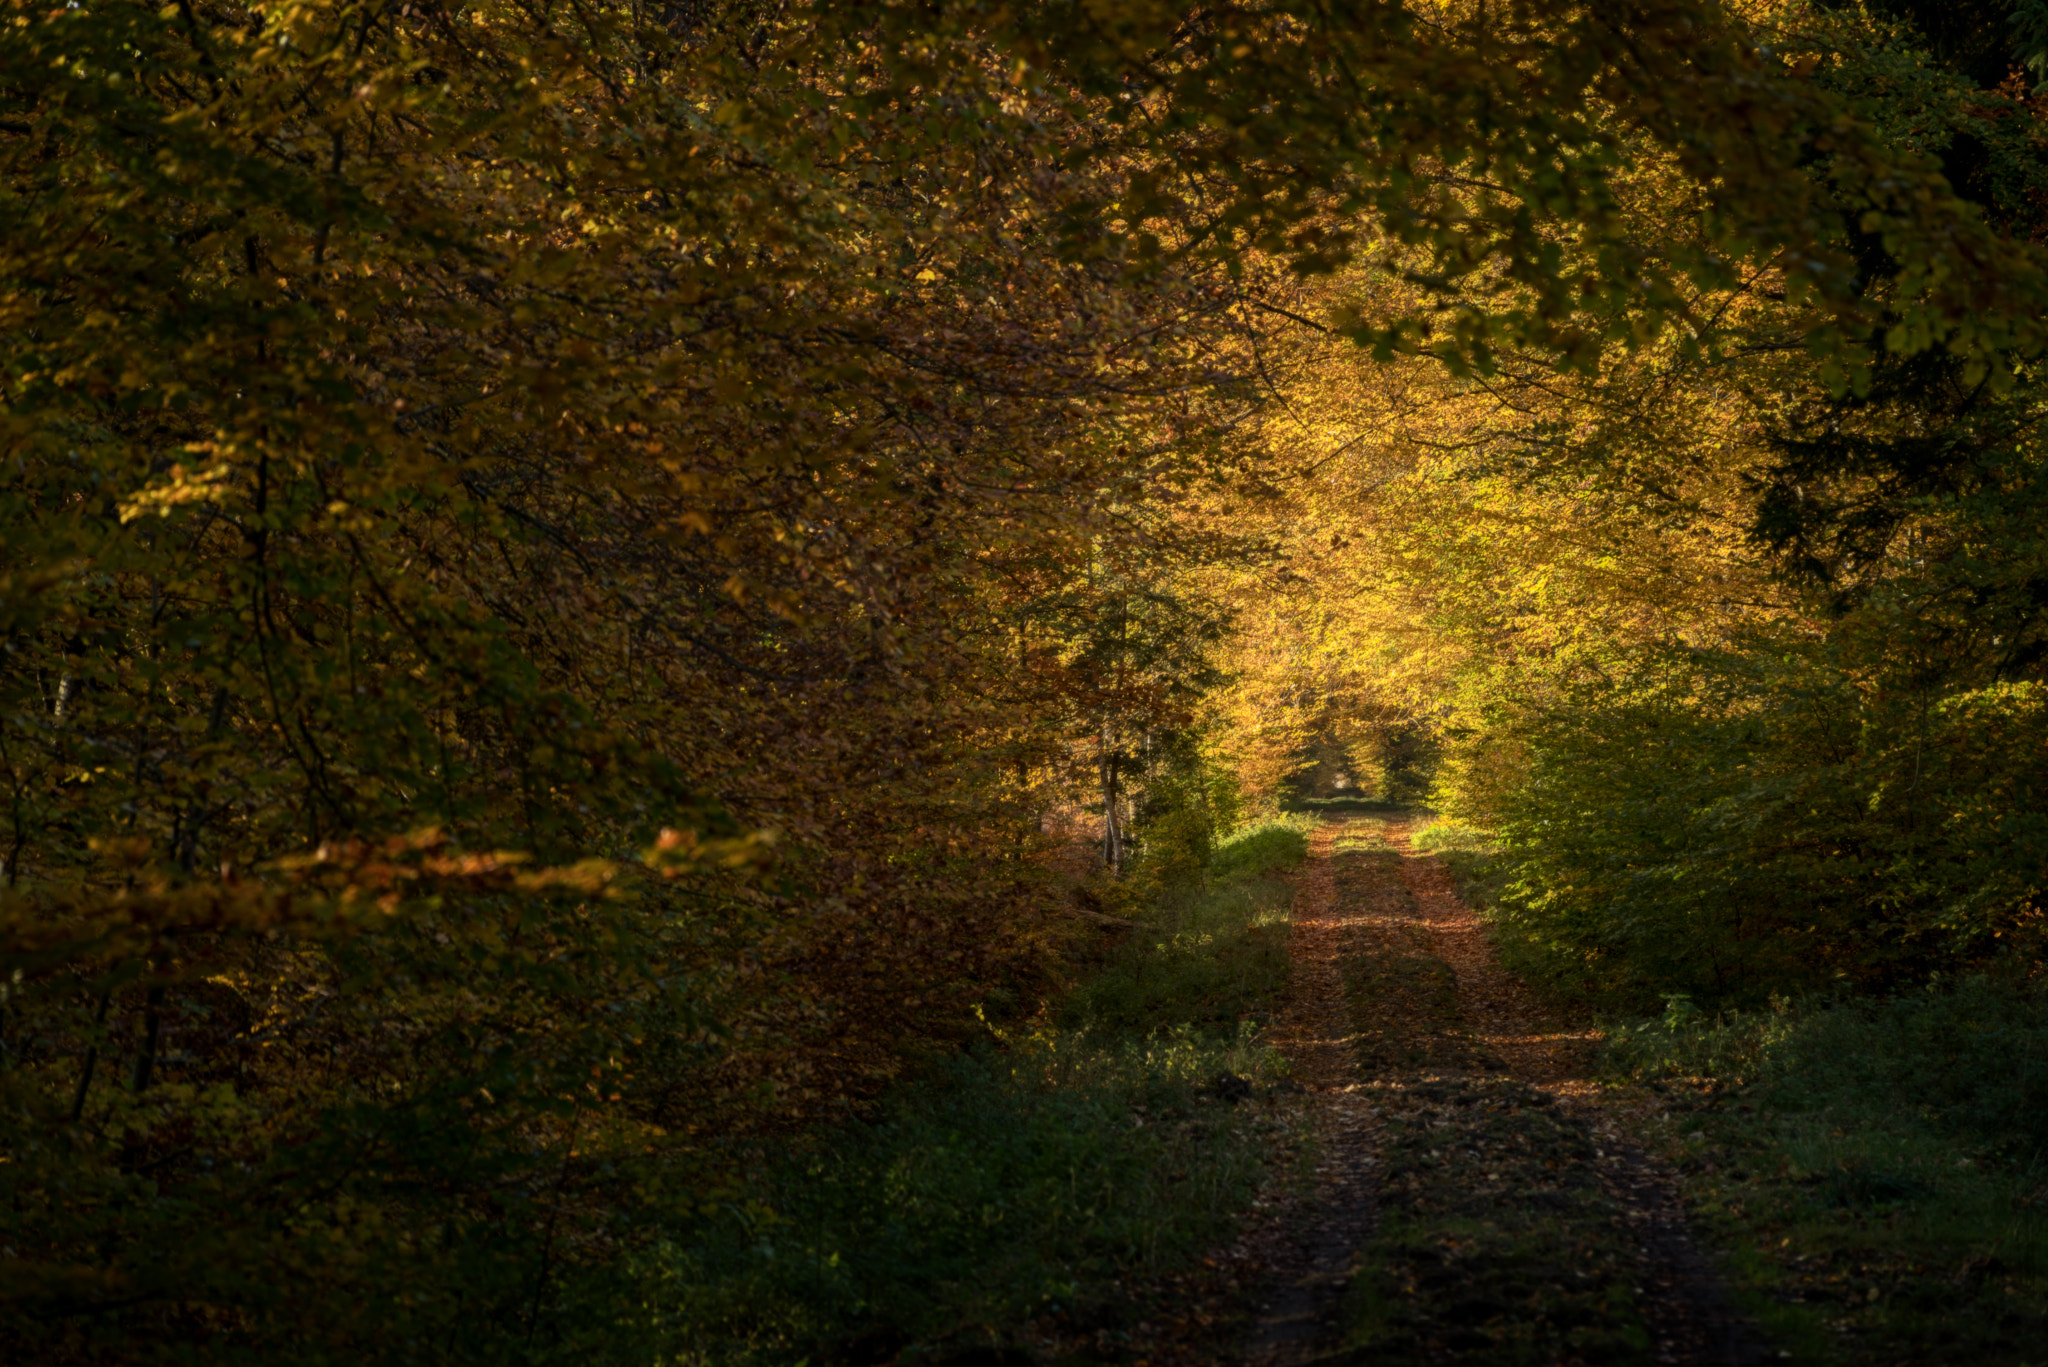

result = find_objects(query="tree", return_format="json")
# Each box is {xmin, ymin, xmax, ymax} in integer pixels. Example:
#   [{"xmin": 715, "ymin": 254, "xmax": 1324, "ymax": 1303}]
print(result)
[{"xmin": 7, "ymin": 0, "xmax": 2039, "ymax": 1357}]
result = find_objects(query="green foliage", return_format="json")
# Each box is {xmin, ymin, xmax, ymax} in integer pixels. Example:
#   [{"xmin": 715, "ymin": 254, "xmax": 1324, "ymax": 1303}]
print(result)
[
  {"xmin": 1061, "ymin": 879, "xmax": 1295, "ymax": 1038},
  {"xmin": 1409, "ymin": 821, "xmax": 1490, "ymax": 855},
  {"xmin": 629, "ymin": 1026, "xmax": 1284, "ymax": 1364},
  {"xmin": 1469, "ymin": 626, "xmax": 2048, "ymax": 1008},
  {"xmin": 1128, "ymin": 740, "xmax": 1243, "ymax": 890},
  {"xmin": 1602, "ymin": 992, "xmax": 1798, "ymax": 1088},
  {"xmin": 1210, "ymin": 814, "xmax": 1318, "ymax": 883},
  {"xmin": 1607, "ymin": 978, "xmax": 2048, "ymax": 1168},
  {"xmin": 605, "ymin": 828, "xmax": 1308, "ymax": 1364},
  {"xmin": 1282, "ymin": 1, "xmax": 2048, "ymax": 1015},
  {"xmin": 8, "ymin": 0, "xmax": 2045, "ymax": 1359},
  {"xmin": 1409, "ymin": 821, "xmax": 1505, "ymax": 904},
  {"xmin": 1605, "ymin": 980, "xmax": 2048, "ymax": 1361},
  {"xmin": 2017, "ymin": 0, "xmax": 2048, "ymax": 86},
  {"xmin": 0, "ymin": 3, "xmax": 1286, "ymax": 1357},
  {"xmin": 1067, "ymin": 817, "xmax": 1306, "ymax": 1036}
]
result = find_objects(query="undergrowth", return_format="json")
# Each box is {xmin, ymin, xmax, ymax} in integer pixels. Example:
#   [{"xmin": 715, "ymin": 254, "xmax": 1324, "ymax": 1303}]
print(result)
[
  {"xmin": 1445, "ymin": 801, "xmax": 2048, "ymax": 1362},
  {"xmin": 623, "ymin": 818, "xmax": 1311, "ymax": 1365},
  {"xmin": 1210, "ymin": 813, "xmax": 1318, "ymax": 882},
  {"xmin": 1284, "ymin": 795, "xmax": 1413, "ymax": 816},
  {"xmin": 1064, "ymin": 815, "xmax": 1311, "ymax": 1035},
  {"xmin": 1603, "ymin": 979, "xmax": 2048, "ymax": 1363},
  {"xmin": 1409, "ymin": 820, "xmax": 1507, "ymax": 909}
]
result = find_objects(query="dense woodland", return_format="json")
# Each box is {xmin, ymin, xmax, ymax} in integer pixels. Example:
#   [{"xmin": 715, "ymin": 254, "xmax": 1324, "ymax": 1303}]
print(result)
[{"xmin": 3, "ymin": 1, "xmax": 2046, "ymax": 1363}]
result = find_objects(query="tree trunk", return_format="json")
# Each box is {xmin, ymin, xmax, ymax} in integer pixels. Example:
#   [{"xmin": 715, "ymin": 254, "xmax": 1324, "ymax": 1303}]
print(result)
[{"xmin": 1101, "ymin": 725, "xmax": 1122, "ymax": 872}]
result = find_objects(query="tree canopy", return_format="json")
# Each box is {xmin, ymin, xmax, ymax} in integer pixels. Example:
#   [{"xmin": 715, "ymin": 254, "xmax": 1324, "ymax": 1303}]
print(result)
[{"xmin": 4, "ymin": 0, "xmax": 2045, "ymax": 1361}]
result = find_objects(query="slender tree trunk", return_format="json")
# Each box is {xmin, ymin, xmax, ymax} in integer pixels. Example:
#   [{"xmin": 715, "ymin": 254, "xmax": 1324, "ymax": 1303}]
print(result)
[
  {"xmin": 1101, "ymin": 722, "xmax": 1122, "ymax": 872},
  {"xmin": 68, "ymin": 990, "xmax": 111, "ymax": 1123},
  {"xmin": 130, "ymin": 977, "xmax": 166, "ymax": 1095}
]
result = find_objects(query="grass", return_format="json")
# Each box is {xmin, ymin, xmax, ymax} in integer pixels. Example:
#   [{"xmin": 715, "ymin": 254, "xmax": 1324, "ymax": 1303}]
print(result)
[
  {"xmin": 628, "ymin": 1028, "xmax": 1284, "ymax": 1364},
  {"xmin": 1059, "ymin": 878, "xmax": 1294, "ymax": 1036},
  {"xmin": 1409, "ymin": 819, "xmax": 1509, "ymax": 912},
  {"xmin": 1062, "ymin": 816, "xmax": 1313, "ymax": 1036},
  {"xmin": 1404, "ymin": 815, "xmax": 2048, "ymax": 1361},
  {"xmin": 1602, "ymin": 979, "xmax": 2048, "ymax": 1363},
  {"xmin": 1210, "ymin": 813, "xmax": 1318, "ymax": 881},
  {"xmin": 617, "ymin": 819, "xmax": 1312, "ymax": 1365}
]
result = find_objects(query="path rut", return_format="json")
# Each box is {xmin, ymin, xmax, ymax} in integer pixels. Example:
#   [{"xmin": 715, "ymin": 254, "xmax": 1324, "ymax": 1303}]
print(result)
[{"xmin": 1243, "ymin": 815, "xmax": 1771, "ymax": 1367}]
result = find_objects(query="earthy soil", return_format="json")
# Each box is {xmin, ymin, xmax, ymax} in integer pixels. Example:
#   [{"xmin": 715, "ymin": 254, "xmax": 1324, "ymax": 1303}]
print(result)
[
  {"xmin": 1239, "ymin": 819, "xmax": 1382, "ymax": 1366},
  {"xmin": 1242, "ymin": 815, "xmax": 1774, "ymax": 1367}
]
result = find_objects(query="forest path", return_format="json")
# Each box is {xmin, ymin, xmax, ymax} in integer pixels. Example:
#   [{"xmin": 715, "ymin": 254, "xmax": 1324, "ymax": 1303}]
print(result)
[
  {"xmin": 1241, "ymin": 817, "xmax": 1381, "ymax": 1366},
  {"xmin": 1242, "ymin": 814, "xmax": 1770, "ymax": 1367}
]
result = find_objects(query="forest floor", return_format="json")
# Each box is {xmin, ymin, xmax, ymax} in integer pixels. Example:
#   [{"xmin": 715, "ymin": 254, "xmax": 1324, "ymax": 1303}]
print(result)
[{"xmin": 1239, "ymin": 814, "xmax": 1773, "ymax": 1367}]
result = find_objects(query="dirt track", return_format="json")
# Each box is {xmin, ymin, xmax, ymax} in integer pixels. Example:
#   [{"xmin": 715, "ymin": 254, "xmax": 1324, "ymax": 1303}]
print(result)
[{"xmin": 1243, "ymin": 815, "xmax": 1771, "ymax": 1367}]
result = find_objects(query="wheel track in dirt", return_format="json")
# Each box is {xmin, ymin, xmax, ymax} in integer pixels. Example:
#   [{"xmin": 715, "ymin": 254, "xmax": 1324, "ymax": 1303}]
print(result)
[
  {"xmin": 1241, "ymin": 818, "xmax": 1381, "ymax": 1366},
  {"xmin": 1243, "ymin": 815, "xmax": 1772, "ymax": 1367}
]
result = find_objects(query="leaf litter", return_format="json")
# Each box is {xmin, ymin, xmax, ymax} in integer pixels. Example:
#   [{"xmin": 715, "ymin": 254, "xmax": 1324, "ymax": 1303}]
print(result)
[{"xmin": 1239, "ymin": 816, "xmax": 1772, "ymax": 1367}]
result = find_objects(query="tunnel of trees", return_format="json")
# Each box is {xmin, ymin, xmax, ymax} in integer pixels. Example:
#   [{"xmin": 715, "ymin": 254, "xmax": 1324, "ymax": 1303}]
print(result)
[{"xmin": 3, "ymin": 1, "xmax": 2045, "ymax": 1363}]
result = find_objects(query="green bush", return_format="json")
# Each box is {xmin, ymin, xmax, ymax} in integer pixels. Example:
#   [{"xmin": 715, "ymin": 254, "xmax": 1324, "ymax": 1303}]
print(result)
[
  {"xmin": 1409, "ymin": 820, "xmax": 1507, "ymax": 916},
  {"xmin": 1602, "ymin": 979, "xmax": 2048, "ymax": 1360},
  {"xmin": 609, "ymin": 810, "xmax": 1312, "ymax": 1363},
  {"xmin": 1409, "ymin": 820, "xmax": 1490, "ymax": 854},
  {"xmin": 1131, "ymin": 745, "xmax": 1251, "ymax": 891},
  {"xmin": 629, "ymin": 1025, "xmax": 1282, "ymax": 1363},
  {"xmin": 1606, "ymin": 977, "xmax": 2048, "ymax": 1169},
  {"xmin": 1210, "ymin": 814, "xmax": 1318, "ymax": 882},
  {"xmin": 1063, "ymin": 816, "xmax": 1308, "ymax": 1033},
  {"xmin": 1062, "ymin": 878, "xmax": 1294, "ymax": 1035},
  {"xmin": 1472, "ymin": 643, "xmax": 2048, "ymax": 1010}
]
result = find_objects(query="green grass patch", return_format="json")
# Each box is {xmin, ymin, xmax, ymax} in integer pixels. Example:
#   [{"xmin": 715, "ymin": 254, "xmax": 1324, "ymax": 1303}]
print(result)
[
  {"xmin": 1060, "ymin": 876, "xmax": 1295, "ymax": 1035},
  {"xmin": 1210, "ymin": 812, "xmax": 1318, "ymax": 881},
  {"xmin": 1604, "ymin": 980, "xmax": 2048, "ymax": 1363},
  {"xmin": 614, "ymin": 826, "xmax": 1312, "ymax": 1364},
  {"xmin": 627, "ymin": 1027, "xmax": 1287, "ymax": 1364},
  {"xmin": 1331, "ymin": 823, "xmax": 1397, "ymax": 857},
  {"xmin": 1061, "ymin": 815, "xmax": 1309, "ymax": 1035},
  {"xmin": 1411, "ymin": 819, "xmax": 1509, "ymax": 912}
]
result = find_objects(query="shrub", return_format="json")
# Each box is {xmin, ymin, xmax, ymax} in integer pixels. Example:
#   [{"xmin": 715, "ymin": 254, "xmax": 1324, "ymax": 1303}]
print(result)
[
  {"xmin": 1473, "ymin": 645, "xmax": 2048, "ymax": 1010},
  {"xmin": 618, "ymin": 813, "xmax": 1311, "ymax": 1363},
  {"xmin": 1210, "ymin": 814, "xmax": 1318, "ymax": 882},
  {"xmin": 1605, "ymin": 977, "xmax": 2048, "ymax": 1168},
  {"xmin": 630, "ymin": 1024, "xmax": 1284, "ymax": 1363}
]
